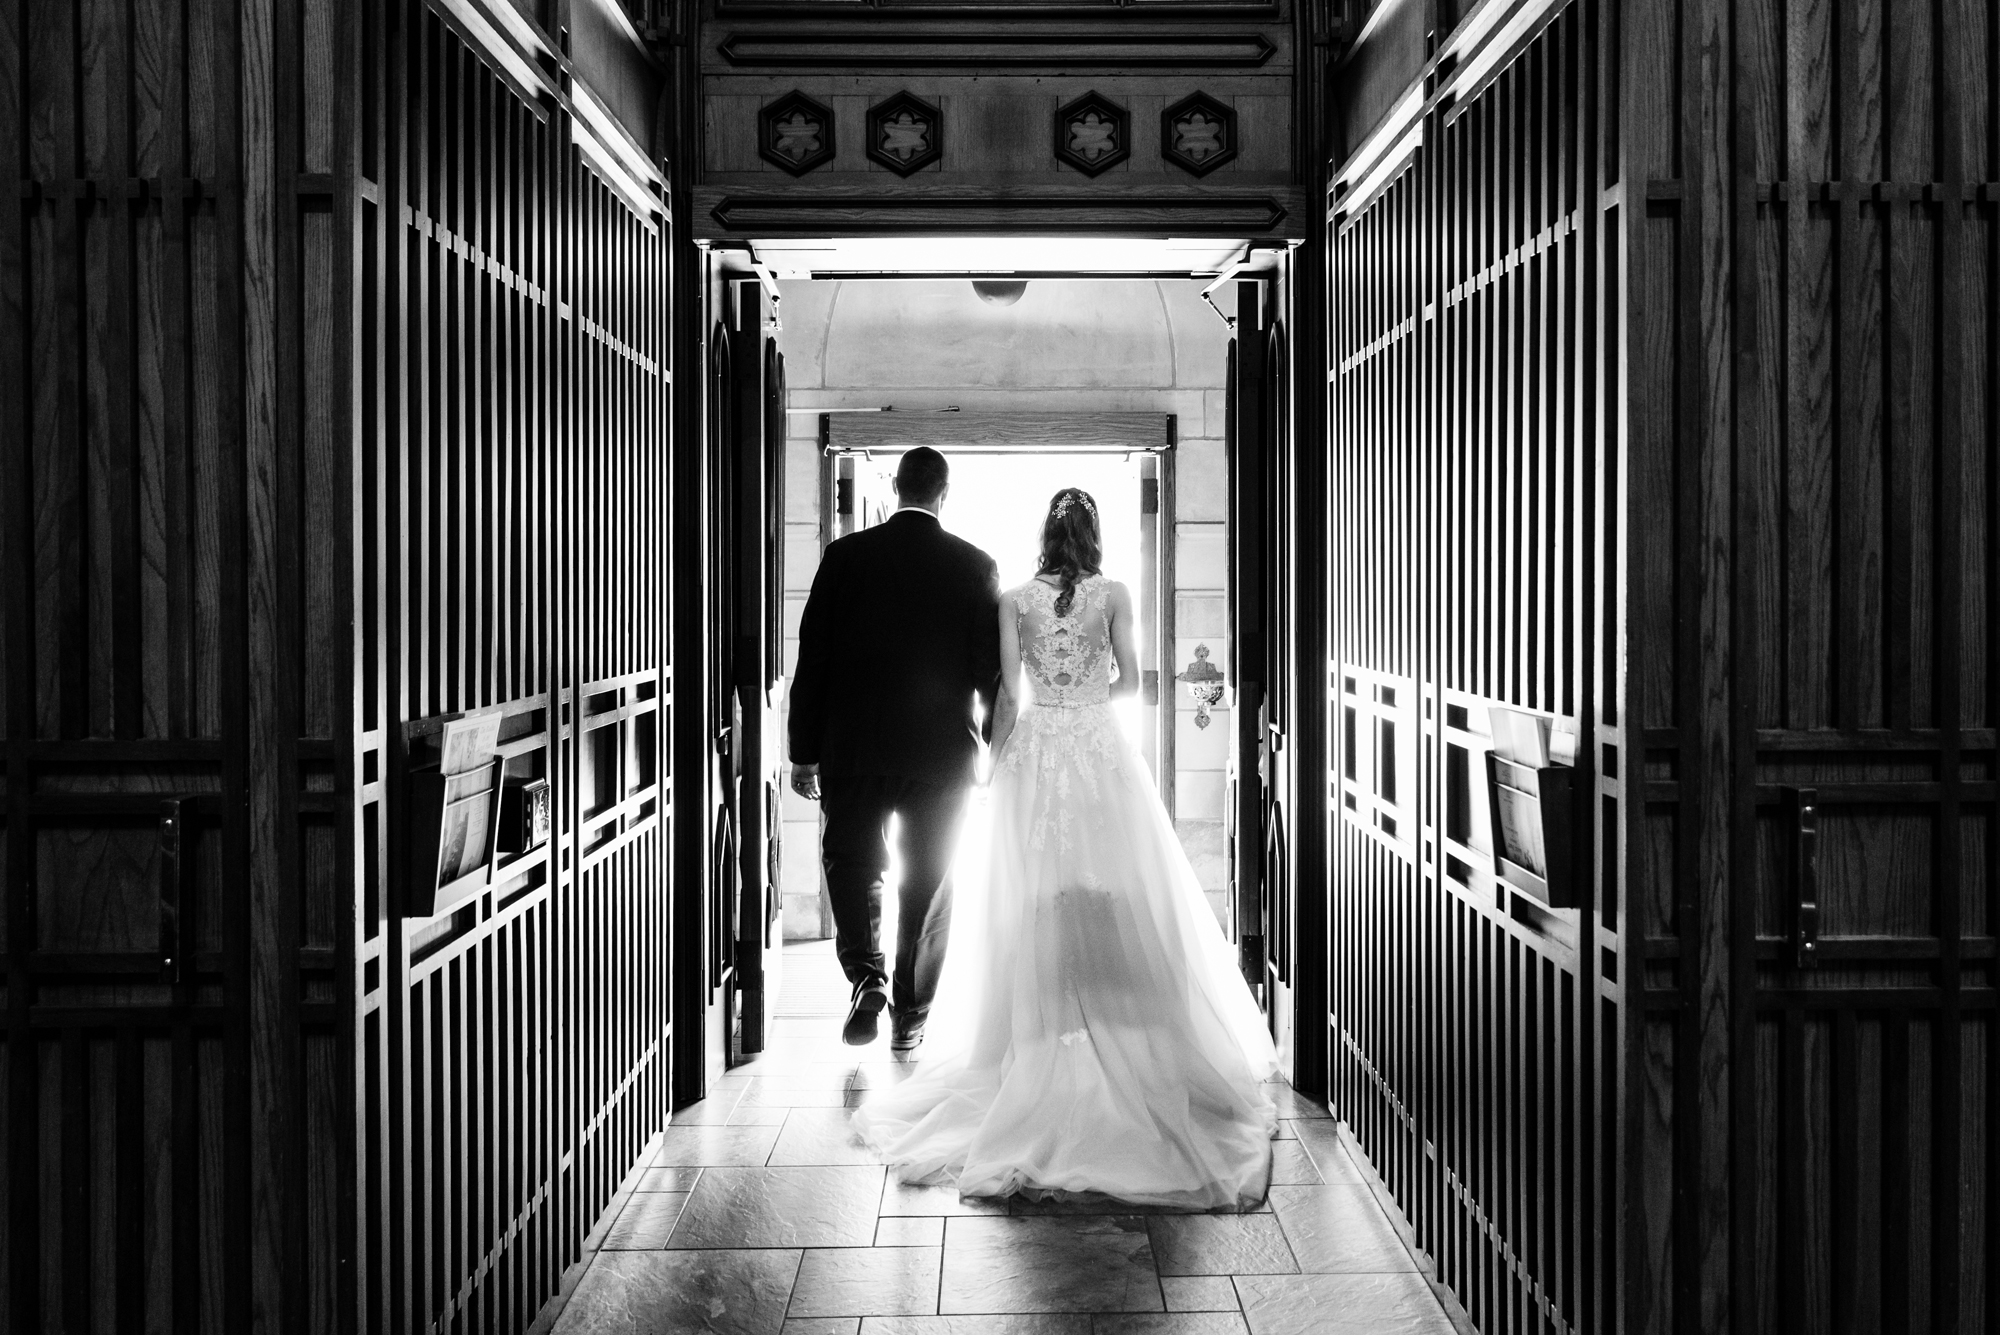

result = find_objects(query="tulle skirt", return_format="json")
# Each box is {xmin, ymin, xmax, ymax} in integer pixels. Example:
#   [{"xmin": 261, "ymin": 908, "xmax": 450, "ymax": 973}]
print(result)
[{"xmin": 850, "ymin": 701, "xmax": 1279, "ymax": 1209}]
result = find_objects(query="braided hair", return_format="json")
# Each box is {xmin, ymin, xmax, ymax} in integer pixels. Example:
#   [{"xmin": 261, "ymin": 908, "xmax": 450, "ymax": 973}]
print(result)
[{"xmin": 1037, "ymin": 488, "xmax": 1102, "ymax": 617}]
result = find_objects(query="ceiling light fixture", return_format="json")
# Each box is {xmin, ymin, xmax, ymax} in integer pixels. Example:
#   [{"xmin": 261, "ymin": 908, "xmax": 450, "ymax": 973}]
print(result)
[{"xmin": 971, "ymin": 280, "xmax": 1028, "ymax": 307}]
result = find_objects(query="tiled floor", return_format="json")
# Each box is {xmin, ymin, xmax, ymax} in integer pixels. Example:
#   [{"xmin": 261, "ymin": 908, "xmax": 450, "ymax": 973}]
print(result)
[{"xmin": 552, "ymin": 965, "xmax": 1454, "ymax": 1335}]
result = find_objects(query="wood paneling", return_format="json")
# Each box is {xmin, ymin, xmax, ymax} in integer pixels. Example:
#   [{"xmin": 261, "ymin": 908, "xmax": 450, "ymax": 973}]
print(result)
[
  {"xmin": 695, "ymin": 3, "xmax": 1309, "ymax": 239},
  {"xmin": 1622, "ymin": 0, "xmax": 2000, "ymax": 1329},
  {"xmin": 1323, "ymin": 0, "xmax": 2000, "ymax": 1330},
  {"xmin": 2, "ymin": 0, "xmax": 676, "ymax": 1328},
  {"xmin": 1323, "ymin": 3, "xmax": 1610, "ymax": 1331},
  {"xmin": 351, "ymin": 1, "xmax": 674, "ymax": 1331},
  {"xmin": 2, "ymin": 0, "xmax": 349, "ymax": 1327}
]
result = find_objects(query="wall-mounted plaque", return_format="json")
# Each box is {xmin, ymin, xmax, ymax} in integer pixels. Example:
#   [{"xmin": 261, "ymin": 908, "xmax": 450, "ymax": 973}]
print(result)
[
  {"xmin": 1054, "ymin": 91, "xmax": 1129, "ymax": 177},
  {"xmin": 866, "ymin": 92, "xmax": 942, "ymax": 176},
  {"xmin": 759, "ymin": 91, "xmax": 837, "ymax": 176}
]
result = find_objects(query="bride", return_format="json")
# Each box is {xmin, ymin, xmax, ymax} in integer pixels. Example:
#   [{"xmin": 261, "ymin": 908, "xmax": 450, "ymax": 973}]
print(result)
[{"xmin": 851, "ymin": 486, "xmax": 1279, "ymax": 1209}]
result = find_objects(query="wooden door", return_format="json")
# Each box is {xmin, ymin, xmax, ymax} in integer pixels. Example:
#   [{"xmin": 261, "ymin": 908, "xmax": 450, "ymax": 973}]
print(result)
[
  {"xmin": 1261, "ymin": 320, "xmax": 1297, "ymax": 1065},
  {"xmin": 1228, "ymin": 284, "xmax": 1272, "ymax": 998},
  {"xmin": 1238, "ymin": 286, "xmax": 1307, "ymax": 1067},
  {"xmin": 700, "ymin": 319, "xmax": 740, "ymax": 1087},
  {"xmin": 728, "ymin": 283, "xmax": 786, "ymax": 1058},
  {"xmin": 1267, "ymin": 241, "xmax": 1332, "ymax": 1099},
  {"xmin": 1138, "ymin": 453, "xmax": 1168, "ymax": 788},
  {"xmin": 678, "ymin": 312, "xmax": 740, "ymax": 1095}
]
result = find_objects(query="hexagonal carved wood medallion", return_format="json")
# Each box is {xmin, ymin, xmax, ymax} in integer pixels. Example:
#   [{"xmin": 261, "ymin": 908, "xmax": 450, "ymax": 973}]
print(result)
[
  {"xmin": 1054, "ymin": 91, "xmax": 1129, "ymax": 177},
  {"xmin": 866, "ymin": 92, "xmax": 943, "ymax": 176},
  {"xmin": 759, "ymin": 91, "xmax": 836, "ymax": 176},
  {"xmin": 1161, "ymin": 92, "xmax": 1238, "ymax": 177}
]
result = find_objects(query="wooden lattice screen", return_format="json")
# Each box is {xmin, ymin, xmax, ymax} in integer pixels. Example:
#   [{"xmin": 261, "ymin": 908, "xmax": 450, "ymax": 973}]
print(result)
[
  {"xmin": 1325, "ymin": 4, "xmax": 1616, "ymax": 1331},
  {"xmin": 352, "ymin": 2, "xmax": 673, "ymax": 1332}
]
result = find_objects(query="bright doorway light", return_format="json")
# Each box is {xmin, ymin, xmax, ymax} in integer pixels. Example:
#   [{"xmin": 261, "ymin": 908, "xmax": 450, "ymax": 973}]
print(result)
[
  {"xmin": 932, "ymin": 449, "xmax": 1147, "ymax": 742},
  {"xmin": 942, "ymin": 452, "xmax": 1143, "ymax": 594}
]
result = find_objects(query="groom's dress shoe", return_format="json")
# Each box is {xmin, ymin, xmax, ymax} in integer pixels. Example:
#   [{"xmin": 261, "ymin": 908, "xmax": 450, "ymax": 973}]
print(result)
[
  {"xmin": 843, "ymin": 984, "xmax": 889, "ymax": 1046},
  {"xmin": 890, "ymin": 1024, "xmax": 924, "ymax": 1061}
]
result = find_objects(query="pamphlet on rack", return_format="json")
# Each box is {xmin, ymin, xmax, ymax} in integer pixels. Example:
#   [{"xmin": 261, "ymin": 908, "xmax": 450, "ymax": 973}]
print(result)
[
  {"xmin": 1486, "ymin": 706, "xmax": 1551, "ymax": 768},
  {"xmin": 438, "ymin": 790, "xmax": 494, "ymax": 881},
  {"xmin": 440, "ymin": 712, "xmax": 502, "ymax": 775},
  {"xmin": 1548, "ymin": 717, "xmax": 1579, "ymax": 767},
  {"xmin": 1493, "ymin": 784, "xmax": 1548, "ymax": 874}
]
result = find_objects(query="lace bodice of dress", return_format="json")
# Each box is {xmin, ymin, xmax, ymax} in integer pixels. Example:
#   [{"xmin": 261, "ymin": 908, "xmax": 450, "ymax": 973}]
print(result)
[{"xmin": 1014, "ymin": 575, "xmax": 1115, "ymax": 708}]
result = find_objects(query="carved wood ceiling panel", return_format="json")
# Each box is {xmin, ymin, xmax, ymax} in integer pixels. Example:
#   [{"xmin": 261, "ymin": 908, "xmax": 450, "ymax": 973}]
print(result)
[
  {"xmin": 715, "ymin": 31, "xmax": 1281, "ymax": 65},
  {"xmin": 758, "ymin": 90, "xmax": 840, "ymax": 173},
  {"xmin": 697, "ymin": 5, "xmax": 1303, "ymax": 239},
  {"xmin": 866, "ymin": 91, "xmax": 945, "ymax": 174},
  {"xmin": 715, "ymin": 0, "xmax": 1282, "ymax": 15}
]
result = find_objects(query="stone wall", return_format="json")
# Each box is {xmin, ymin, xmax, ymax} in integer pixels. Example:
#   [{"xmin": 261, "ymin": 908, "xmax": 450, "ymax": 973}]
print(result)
[{"xmin": 774, "ymin": 278, "xmax": 1233, "ymax": 938}]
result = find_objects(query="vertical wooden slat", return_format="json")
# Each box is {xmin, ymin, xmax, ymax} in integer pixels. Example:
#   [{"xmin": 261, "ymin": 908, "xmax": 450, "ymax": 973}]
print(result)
[
  {"xmin": 2, "ymin": 0, "xmax": 38, "ymax": 1330},
  {"xmin": 1928, "ymin": 5, "xmax": 1968, "ymax": 1331}
]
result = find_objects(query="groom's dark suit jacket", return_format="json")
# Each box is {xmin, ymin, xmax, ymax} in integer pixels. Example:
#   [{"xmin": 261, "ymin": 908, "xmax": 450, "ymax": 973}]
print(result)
[{"xmin": 788, "ymin": 510, "xmax": 1002, "ymax": 785}]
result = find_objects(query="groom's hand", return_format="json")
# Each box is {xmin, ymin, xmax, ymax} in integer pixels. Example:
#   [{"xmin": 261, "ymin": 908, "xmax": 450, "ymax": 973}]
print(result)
[{"xmin": 790, "ymin": 763, "xmax": 821, "ymax": 801}]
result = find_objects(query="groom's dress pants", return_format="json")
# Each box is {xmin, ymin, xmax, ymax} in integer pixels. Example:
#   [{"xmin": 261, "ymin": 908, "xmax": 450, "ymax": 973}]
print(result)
[{"xmin": 818, "ymin": 774, "xmax": 969, "ymax": 1030}]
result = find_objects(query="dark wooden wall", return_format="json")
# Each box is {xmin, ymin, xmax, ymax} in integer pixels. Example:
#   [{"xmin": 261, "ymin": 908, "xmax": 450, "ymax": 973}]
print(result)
[
  {"xmin": 1623, "ymin": 0, "xmax": 1999, "ymax": 1330},
  {"xmin": 1323, "ymin": 0, "xmax": 2000, "ymax": 1331},
  {"xmin": 351, "ymin": 1, "xmax": 675, "ymax": 1332},
  {"xmin": 1323, "ymin": 1, "xmax": 1615, "ymax": 1331},
  {"xmin": 2, "ymin": 0, "xmax": 678, "ymax": 1330},
  {"xmin": 1, "ymin": 0, "xmax": 351, "ymax": 1327}
]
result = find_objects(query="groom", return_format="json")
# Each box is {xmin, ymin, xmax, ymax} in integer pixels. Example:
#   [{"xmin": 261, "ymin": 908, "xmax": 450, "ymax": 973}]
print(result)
[{"xmin": 787, "ymin": 447, "xmax": 1002, "ymax": 1056}]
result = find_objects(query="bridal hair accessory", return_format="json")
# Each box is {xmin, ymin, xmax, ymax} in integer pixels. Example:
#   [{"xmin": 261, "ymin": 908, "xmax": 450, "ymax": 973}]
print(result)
[{"xmin": 1053, "ymin": 490, "xmax": 1097, "ymax": 522}]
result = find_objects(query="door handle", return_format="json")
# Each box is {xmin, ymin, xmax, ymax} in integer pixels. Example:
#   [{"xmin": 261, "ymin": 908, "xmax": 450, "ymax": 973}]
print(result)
[
  {"xmin": 158, "ymin": 799, "xmax": 184, "ymax": 984},
  {"xmin": 1789, "ymin": 786, "xmax": 1819, "ymax": 969}
]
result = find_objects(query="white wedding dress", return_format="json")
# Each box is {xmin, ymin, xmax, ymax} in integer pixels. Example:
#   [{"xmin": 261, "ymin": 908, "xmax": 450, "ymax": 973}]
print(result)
[{"xmin": 851, "ymin": 574, "xmax": 1279, "ymax": 1209}]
